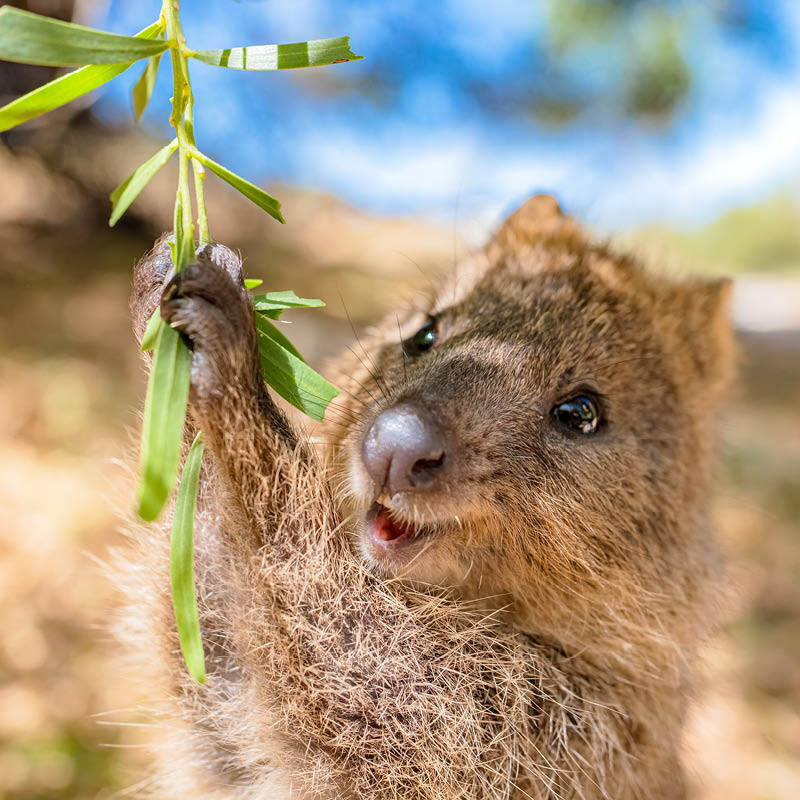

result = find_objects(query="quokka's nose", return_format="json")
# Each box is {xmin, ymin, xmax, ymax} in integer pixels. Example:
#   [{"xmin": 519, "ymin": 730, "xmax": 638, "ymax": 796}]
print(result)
[{"xmin": 361, "ymin": 404, "xmax": 447, "ymax": 497}]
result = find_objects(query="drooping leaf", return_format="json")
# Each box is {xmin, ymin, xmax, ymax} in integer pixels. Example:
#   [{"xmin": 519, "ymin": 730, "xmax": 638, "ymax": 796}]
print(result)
[
  {"xmin": 255, "ymin": 314, "xmax": 338, "ymax": 421},
  {"xmin": 109, "ymin": 139, "xmax": 178, "ymax": 227},
  {"xmin": 0, "ymin": 7, "xmax": 168, "ymax": 67},
  {"xmin": 255, "ymin": 312, "xmax": 306, "ymax": 362},
  {"xmin": 253, "ymin": 290, "xmax": 325, "ymax": 319},
  {"xmin": 190, "ymin": 36, "xmax": 362, "ymax": 71},
  {"xmin": 195, "ymin": 153, "xmax": 284, "ymax": 223},
  {"xmin": 170, "ymin": 433, "xmax": 206, "ymax": 684},
  {"xmin": 140, "ymin": 308, "xmax": 162, "ymax": 352},
  {"xmin": 171, "ymin": 184, "xmax": 195, "ymax": 271},
  {"xmin": 0, "ymin": 20, "xmax": 163, "ymax": 133},
  {"xmin": 171, "ymin": 201, "xmax": 183, "ymax": 269},
  {"xmin": 132, "ymin": 52, "xmax": 163, "ymax": 121},
  {"xmin": 243, "ymin": 278, "xmax": 263, "ymax": 290},
  {"xmin": 136, "ymin": 321, "xmax": 191, "ymax": 521}
]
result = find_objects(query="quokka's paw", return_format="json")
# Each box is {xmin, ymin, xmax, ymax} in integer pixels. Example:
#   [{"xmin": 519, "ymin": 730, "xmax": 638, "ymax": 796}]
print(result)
[
  {"xmin": 194, "ymin": 241, "xmax": 246, "ymax": 289},
  {"xmin": 160, "ymin": 259, "xmax": 261, "ymax": 403},
  {"xmin": 131, "ymin": 237, "xmax": 247, "ymax": 345}
]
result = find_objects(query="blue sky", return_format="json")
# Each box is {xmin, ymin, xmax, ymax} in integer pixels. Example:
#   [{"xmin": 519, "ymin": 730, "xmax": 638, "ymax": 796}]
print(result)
[{"xmin": 91, "ymin": 0, "xmax": 800, "ymax": 236}]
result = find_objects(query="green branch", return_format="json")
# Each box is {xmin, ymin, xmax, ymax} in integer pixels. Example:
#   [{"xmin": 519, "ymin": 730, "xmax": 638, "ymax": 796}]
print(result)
[{"xmin": 0, "ymin": 0, "xmax": 357, "ymax": 683}]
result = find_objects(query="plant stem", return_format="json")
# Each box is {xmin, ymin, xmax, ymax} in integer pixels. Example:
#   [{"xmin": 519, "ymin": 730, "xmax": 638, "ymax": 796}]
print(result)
[
  {"xmin": 162, "ymin": 0, "xmax": 210, "ymax": 261},
  {"xmin": 192, "ymin": 159, "xmax": 210, "ymax": 245}
]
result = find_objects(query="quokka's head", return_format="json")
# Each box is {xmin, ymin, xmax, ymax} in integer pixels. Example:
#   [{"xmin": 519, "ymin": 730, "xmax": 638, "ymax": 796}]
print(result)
[{"xmin": 327, "ymin": 195, "xmax": 734, "ymax": 641}]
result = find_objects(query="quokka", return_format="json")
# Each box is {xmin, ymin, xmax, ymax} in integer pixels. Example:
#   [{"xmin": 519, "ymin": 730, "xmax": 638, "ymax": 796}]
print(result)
[{"xmin": 118, "ymin": 194, "xmax": 734, "ymax": 799}]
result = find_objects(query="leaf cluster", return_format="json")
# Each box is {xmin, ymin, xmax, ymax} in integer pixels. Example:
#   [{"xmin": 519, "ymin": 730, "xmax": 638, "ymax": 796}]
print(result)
[{"xmin": 0, "ymin": 4, "xmax": 360, "ymax": 683}]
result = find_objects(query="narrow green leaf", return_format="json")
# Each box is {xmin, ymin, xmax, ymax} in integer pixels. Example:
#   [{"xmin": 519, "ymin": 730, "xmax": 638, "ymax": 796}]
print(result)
[
  {"xmin": 252, "ymin": 290, "xmax": 325, "ymax": 319},
  {"xmin": 132, "ymin": 52, "xmax": 163, "ymax": 121},
  {"xmin": 140, "ymin": 308, "xmax": 162, "ymax": 352},
  {"xmin": 0, "ymin": 20, "xmax": 163, "ymax": 133},
  {"xmin": 0, "ymin": 7, "xmax": 168, "ymax": 67},
  {"xmin": 194, "ymin": 153, "xmax": 284, "ymax": 223},
  {"xmin": 243, "ymin": 278, "xmax": 263, "ymax": 290},
  {"xmin": 255, "ymin": 312, "xmax": 306, "ymax": 361},
  {"xmin": 255, "ymin": 315, "xmax": 339, "ymax": 422},
  {"xmin": 174, "ymin": 194, "xmax": 195, "ymax": 271},
  {"xmin": 171, "ymin": 433, "xmax": 206, "ymax": 684},
  {"xmin": 171, "ymin": 193, "xmax": 184, "ymax": 269},
  {"xmin": 190, "ymin": 36, "xmax": 362, "ymax": 71},
  {"xmin": 109, "ymin": 139, "xmax": 178, "ymax": 227},
  {"xmin": 136, "ymin": 320, "xmax": 191, "ymax": 521}
]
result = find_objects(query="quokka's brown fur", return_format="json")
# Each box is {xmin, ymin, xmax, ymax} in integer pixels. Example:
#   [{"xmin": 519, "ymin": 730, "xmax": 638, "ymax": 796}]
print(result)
[{"xmin": 116, "ymin": 195, "xmax": 734, "ymax": 799}]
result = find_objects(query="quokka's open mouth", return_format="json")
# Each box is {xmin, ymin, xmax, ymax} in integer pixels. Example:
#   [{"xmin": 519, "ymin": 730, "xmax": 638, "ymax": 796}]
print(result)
[{"xmin": 365, "ymin": 502, "xmax": 432, "ymax": 547}]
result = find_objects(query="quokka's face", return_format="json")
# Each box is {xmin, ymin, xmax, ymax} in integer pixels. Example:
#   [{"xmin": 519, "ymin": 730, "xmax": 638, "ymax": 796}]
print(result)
[{"xmin": 329, "ymin": 199, "xmax": 731, "ymax": 599}]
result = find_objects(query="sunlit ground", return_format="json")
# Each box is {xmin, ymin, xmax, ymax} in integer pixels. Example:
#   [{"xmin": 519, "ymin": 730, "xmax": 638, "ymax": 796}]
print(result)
[{"xmin": 0, "ymin": 134, "xmax": 798, "ymax": 799}]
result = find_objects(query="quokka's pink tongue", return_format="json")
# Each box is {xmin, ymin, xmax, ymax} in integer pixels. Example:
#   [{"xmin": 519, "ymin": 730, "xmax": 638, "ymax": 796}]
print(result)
[{"xmin": 371, "ymin": 505, "xmax": 414, "ymax": 542}]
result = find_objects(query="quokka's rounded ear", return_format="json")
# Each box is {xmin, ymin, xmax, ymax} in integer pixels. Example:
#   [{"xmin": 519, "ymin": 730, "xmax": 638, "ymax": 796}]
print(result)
[
  {"xmin": 672, "ymin": 277, "xmax": 736, "ymax": 401},
  {"xmin": 491, "ymin": 194, "xmax": 581, "ymax": 251}
]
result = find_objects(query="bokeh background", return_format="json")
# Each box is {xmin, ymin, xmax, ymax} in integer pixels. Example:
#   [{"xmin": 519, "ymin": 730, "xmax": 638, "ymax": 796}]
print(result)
[{"xmin": 1, "ymin": 0, "xmax": 799, "ymax": 797}]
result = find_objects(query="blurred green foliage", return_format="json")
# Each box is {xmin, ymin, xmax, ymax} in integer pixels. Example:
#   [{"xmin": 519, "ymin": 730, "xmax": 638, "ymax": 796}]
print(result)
[
  {"xmin": 635, "ymin": 194, "xmax": 800, "ymax": 273},
  {"xmin": 537, "ymin": 0, "xmax": 768, "ymax": 125}
]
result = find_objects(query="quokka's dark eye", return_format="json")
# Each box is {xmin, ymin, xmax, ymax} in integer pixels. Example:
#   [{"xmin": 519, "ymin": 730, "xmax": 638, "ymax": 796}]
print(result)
[
  {"xmin": 404, "ymin": 320, "xmax": 437, "ymax": 356},
  {"xmin": 551, "ymin": 395, "xmax": 601, "ymax": 435}
]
